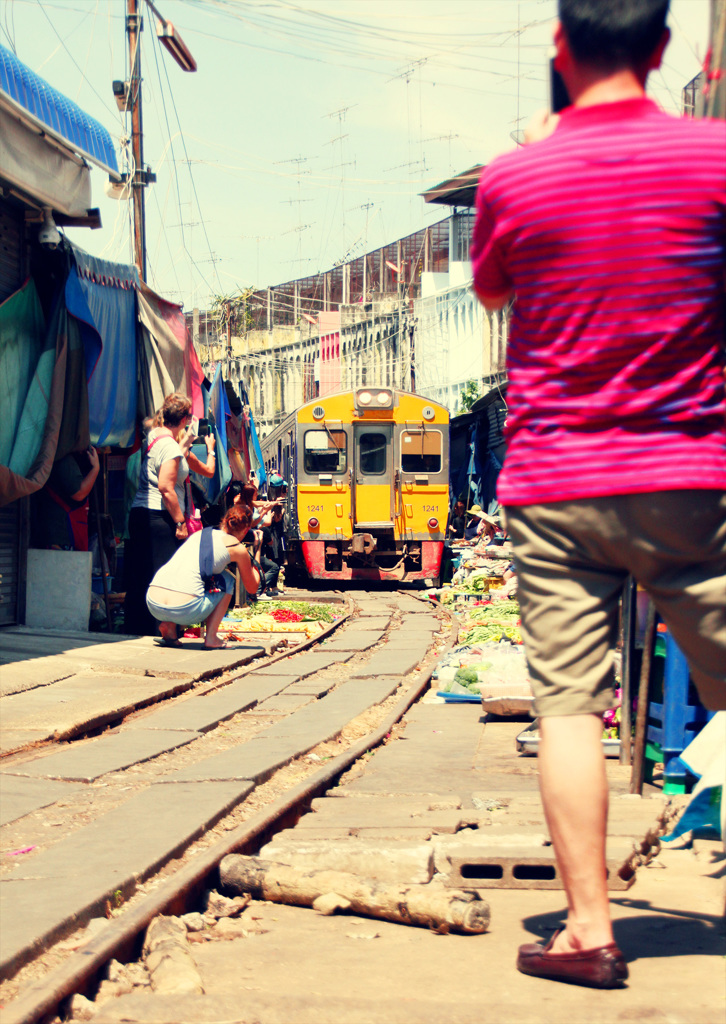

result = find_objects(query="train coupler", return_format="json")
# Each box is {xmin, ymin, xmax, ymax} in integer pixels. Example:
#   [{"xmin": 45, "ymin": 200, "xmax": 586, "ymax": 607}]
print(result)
[{"xmin": 351, "ymin": 533, "xmax": 377, "ymax": 555}]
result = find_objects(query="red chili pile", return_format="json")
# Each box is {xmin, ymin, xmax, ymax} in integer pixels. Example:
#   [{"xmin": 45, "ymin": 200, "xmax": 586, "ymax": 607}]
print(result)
[{"xmin": 271, "ymin": 608, "xmax": 304, "ymax": 623}]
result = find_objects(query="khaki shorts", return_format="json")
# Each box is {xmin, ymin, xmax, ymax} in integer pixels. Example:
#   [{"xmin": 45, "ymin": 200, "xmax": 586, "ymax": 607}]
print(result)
[{"xmin": 503, "ymin": 491, "xmax": 726, "ymax": 717}]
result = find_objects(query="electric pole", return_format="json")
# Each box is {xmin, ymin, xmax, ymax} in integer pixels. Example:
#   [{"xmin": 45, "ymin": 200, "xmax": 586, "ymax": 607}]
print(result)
[
  {"xmin": 127, "ymin": 0, "xmax": 147, "ymax": 279},
  {"xmin": 119, "ymin": 0, "xmax": 197, "ymax": 281}
]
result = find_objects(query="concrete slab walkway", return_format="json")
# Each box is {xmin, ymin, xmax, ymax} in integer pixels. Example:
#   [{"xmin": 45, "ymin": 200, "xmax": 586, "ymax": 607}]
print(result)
[
  {"xmin": 0, "ymin": 780, "xmax": 254, "ymax": 979},
  {"xmin": 0, "ymin": 600, "xmax": 347, "ymax": 756}
]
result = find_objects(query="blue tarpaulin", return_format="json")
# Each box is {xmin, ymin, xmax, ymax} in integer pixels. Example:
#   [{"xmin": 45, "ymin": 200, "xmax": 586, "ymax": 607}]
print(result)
[
  {"xmin": 207, "ymin": 363, "xmax": 230, "ymax": 457},
  {"xmin": 449, "ymin": 387, "xmax": 507, "ymax": 516},
  {"xmin": 661, "ymin": 788, "xmax": 721, "ymax": 842},
  {"xmin": 190, "ymin": 366, "xmax": 232, "ymax": 506},
  {"xmin": 247, "ymin": 411, "xmax": 266, "ymax": 488},
  {"xmin": 65, "ymin": 249, "xmax": 139, "ymax": 448},
  {"xmin": 238, "ymin": 383, "xmax": 266, "ymax": 488}
]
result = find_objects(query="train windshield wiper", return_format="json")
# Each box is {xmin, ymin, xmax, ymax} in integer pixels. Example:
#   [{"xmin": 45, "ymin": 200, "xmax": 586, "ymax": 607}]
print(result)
[{"xmin": 323, "ymin": 422, "xmax": 343, "ymax": 452}]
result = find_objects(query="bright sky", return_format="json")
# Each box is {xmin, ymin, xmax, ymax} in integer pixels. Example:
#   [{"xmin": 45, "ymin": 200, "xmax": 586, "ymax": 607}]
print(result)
[{"xmin": 2, "ymin": 0, "xmax": 710, "ymax": 310}]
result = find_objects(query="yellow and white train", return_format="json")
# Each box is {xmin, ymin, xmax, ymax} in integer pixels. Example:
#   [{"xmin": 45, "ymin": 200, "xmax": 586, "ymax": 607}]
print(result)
[{"xmin": 260, "ymin": 387, "xmax": 450, "ymax": 583}]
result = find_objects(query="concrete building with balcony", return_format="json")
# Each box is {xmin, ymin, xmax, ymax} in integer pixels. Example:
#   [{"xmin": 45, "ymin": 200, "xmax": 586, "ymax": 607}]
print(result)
[{"xmin": 189, "ymin": 166, "xmax": 512, "ymax": 437}]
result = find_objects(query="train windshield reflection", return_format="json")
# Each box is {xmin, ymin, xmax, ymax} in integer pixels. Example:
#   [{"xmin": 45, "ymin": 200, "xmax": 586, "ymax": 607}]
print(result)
[
  {"xmin": 401, "ymin": 429, "xmax": 441, "ymax": 473},
  {"xmin": 359, "ymin": 433, "xmax": 387, "ymax": 475},
  {"xmin": 304, "ymin": 429, "xmax": 347, "ymax": 473}
]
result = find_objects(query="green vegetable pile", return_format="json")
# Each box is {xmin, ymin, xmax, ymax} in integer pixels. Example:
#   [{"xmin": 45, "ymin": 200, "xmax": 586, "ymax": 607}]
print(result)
[
  {"xmin": 226, "ymin": 601, "xmax": 337, "ymax": 623},
  {"xmin": 460, "ymin": 572, "xmax": 491, "ymax": 593},
  {"xmin": 458, "ymin": 623, "xmax": 522, "ymax": 645},
  {"xmin": 454, "ymin": 666, "xmax": 479, "ymax": 687},
  {"xmin": 440, "ymin": 667, "xmax": 483, "ymax": 695},
  {"xmin": 465, "ymin": 603, "xmax": 520, "ymax": 623},
  {"xmin": 456, "ymin": 601, "xmax": 522, "ymax": 645}
]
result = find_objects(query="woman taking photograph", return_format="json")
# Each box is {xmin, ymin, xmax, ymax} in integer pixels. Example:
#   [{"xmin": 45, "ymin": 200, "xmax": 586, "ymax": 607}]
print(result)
[
  {"xmin": 146, "ymin": 505, "xmax": 261, "ymax": 649},
  {"xmin": 124, "ymin": 392, "xmax": 216, "ymax": 636}
]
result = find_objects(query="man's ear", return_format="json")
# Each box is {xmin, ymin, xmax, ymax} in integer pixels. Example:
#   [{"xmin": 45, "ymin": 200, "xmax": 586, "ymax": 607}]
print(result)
[
  {"xmin": 553, "ymin": 20, "xmax": 569, "ymax": 72},
  {"xmin": 647, "ymin": 26, "xmax": 671, "ymax": 72}
]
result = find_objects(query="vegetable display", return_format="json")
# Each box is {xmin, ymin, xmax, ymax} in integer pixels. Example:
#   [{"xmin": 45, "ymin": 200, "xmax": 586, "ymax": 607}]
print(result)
[
  {"xmin": 456, "ymin": 602, "xmax": 522, "ymax": 646},
  {"xmin": 458, "ymin": 624, "xmax": 522, "ymax": 645},
  {"xmin": 214, "ymin": 601, "xmax": 338, "ymax": 642},
  {"xmin": 225, "ymin": 601, "xmax": 337, "ymax": 624}
]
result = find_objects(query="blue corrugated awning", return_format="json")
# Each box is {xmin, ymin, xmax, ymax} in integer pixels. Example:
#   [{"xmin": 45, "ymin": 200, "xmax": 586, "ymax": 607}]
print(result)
[{"xmin": 0, "ymin": 44, "xmax": 118, "ymax": 178}]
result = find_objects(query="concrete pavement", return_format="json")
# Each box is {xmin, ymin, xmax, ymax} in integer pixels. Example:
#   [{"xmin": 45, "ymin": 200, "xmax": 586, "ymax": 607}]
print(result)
[
  {"xmin": 0, "ymin": 592, "xmax": 350, "ymax": 754},
  {"xmin": 101, "ymin": 710, "xmax": 724, "ymax": 1024},
  {"xmin": 2, "ymin": 592, "xmax": 720, "ymax": 1024},
  {"xmin": 0, "ymin": 592, "xmax": 428, "ymax": 983}
]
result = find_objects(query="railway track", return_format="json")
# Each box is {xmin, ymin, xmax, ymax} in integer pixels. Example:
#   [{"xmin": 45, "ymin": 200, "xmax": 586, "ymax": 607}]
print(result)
[
  {"xmin": 1, "ymin": 589, "xmax": 718, "ymax": 1024},
  {"xmin": 0, "ymin": 589, "xmax": 454, "ymax": 1023}
]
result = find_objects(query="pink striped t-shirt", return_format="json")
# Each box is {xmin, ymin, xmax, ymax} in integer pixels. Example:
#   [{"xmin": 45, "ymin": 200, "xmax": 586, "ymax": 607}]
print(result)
[{"xmin": 471, "ymin": 98, "xmax": 726, "ymax": 506}]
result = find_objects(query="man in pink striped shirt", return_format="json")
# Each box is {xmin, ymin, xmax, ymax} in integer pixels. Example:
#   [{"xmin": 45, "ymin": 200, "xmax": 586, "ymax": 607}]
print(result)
[{"xmin": 472, "ymin": 0, "xmax": 725, "ymax": 990}]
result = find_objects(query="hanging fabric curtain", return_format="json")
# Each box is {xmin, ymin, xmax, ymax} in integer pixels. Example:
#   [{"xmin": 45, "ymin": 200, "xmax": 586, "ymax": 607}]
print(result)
[
  {"xmin": 189, "ymin": 366, "xmax": 232, "ymax": 506},
  {"xmin": 0, "ymin": 278, "xmax": 82, "ymax": 506},
  {"xmin": 237, "ymin": 383, "xmax": 266, "ymax": 487},
  {"xmin": 0, "ymin": 279, "xmax": 47, "ymax": 475},
  {"xmin": 221, "ymin": 382, "xmax": 248, "ymax": 482},
  {"xmin": 136, "ymin": 281, "xmax": 205, "ymax": 420},
  {"xmin": 66, "ymin": 246, "xmax": 139, "ymax": 448},
  {"xmin": 207, "ymin": 363, "xmax": 230, "ymax": 457},
  {"xmin": 246, "ymin": 407, "xmax": 266, "ymax": 488},
  {"xmin": 53, "ymin": 295, "xmax": 93, "ymax": 461},
  {"xmin": 234, "ymin": 384, "xmax": 253, "ymax": 483}
]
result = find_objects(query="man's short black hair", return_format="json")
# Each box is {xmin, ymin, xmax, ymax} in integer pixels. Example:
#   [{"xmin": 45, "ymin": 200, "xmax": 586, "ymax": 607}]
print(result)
[{"xmin": 559, "ymin": 0, "xmax": 669, "ymax": 69}]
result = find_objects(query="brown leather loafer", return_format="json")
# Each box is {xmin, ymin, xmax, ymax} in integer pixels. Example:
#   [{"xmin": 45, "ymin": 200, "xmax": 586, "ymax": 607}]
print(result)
[{"xmin": 517, "ymin": 931, "xmax": 628, "ymax": 989}]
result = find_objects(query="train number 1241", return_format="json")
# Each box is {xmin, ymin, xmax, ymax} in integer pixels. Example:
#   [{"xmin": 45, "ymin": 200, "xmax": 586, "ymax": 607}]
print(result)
[
  {"xmin": 423, "ymin": 505, "xmax": 439, "ymax": 513},
  {"xmin": 306, "ymin": 504, "xmax": 324, "ymax": 512}
]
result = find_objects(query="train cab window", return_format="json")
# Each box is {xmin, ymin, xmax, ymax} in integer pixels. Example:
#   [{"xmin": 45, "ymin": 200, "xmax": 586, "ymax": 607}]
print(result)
[
  {"xmin": 359, "ymin": 432, "xmax": 387, "ymax": 475},
  {"xmin": 304, "ymin": 429, "xmax": 347, "ymax": 474},
  {"xmin": 401, "ymin": 430, "xmax": 442, "ymax": 474}
]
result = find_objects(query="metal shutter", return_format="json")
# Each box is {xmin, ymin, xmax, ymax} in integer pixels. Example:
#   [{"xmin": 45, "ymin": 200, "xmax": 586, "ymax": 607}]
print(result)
[
  {"xmin": 0, "ymin": 201, "xmax": 24, "ymax": 303},
  {"xmin": 0, "ymin": 503, "xmax": 20, "ymax": 626},
  {"xmin": 0, "ymin": 201, "xmax": 25, "ymax": 625}
]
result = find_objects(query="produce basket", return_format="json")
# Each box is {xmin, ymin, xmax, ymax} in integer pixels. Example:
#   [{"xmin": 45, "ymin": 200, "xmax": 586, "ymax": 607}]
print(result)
[{"xmin": 516, "ymin": 721, "xmax": 621, "ymax": 758}]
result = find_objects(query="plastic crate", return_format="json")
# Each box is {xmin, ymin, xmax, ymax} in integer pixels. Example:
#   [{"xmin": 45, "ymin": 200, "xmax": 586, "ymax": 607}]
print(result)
[
  {"xmin": 645, "ymin": 631, "xmax": 714, "ymax": 794},
  {"xmin": 91, "ymin": 576, "xmax": 114, "ymax": 594}
]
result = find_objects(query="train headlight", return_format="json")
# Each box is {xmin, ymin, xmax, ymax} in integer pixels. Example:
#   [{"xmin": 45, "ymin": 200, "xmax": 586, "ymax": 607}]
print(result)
[
  {"xmin": 428, "ymin": 517, "xmax": 439, "ymax": 530},
  {"xmin": 376, "ymin": 391, "xmax": 391, "ymax": 405},
  {"xmin": 308, "ymin": 517, "xmax": 320, "ymax": 529},
  {"xmin": 358, "ymin": 391, "xmax": 372, "ymax": 406}
]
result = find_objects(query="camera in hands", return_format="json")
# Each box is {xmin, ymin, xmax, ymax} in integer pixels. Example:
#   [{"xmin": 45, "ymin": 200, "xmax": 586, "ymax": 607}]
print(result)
[{"xmin": 194, "ymin": 418, "xmax": 211, "ymax": 441}]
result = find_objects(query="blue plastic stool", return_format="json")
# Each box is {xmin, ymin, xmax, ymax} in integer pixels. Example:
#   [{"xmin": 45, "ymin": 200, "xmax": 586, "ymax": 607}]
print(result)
[{"xmin": 645, "ymin": 632, "xmax": 714, "ymax": 794}]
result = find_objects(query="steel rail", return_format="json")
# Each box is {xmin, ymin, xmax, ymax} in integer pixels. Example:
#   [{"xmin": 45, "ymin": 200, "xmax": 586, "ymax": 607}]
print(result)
[
  {"xmin": 3, "ymin": 597, "xmax": 456, "ymax": 1024},
  {"xmin": 0, "ymin": 595, "xmax": 352, "ymax": 762}
]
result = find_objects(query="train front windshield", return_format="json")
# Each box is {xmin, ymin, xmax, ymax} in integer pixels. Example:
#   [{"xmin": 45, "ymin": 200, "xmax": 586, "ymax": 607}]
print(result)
[
  {"xmin": 401, "ymin": 429, "xmax": 442, "ymax": 474},
  {"xmin": 304, "ymin": 429, "xmax": 347, "ymax": 474}
]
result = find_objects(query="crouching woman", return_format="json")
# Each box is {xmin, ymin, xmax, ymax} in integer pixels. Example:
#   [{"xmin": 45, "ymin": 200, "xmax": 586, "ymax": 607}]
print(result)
[{"xmin": 145, "ymin": 506, "xmax": 260, "ymax": 649}]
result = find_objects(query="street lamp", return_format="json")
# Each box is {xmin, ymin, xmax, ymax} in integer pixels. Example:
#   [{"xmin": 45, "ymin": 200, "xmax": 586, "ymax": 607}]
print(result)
[
  {"xmin": 146, "ymin": 0, "xmax": 197, "ymax": 72},
  {"xmin": 121, "ymin": 0, "xmax": 198, "ymax": 280}
]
